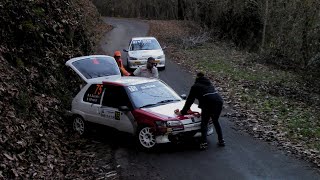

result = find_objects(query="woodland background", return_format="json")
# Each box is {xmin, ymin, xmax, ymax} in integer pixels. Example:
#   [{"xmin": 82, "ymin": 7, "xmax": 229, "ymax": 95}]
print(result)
[{"xmin": 93, "ymin": 0, "xmax": 320, "ymax": 77}]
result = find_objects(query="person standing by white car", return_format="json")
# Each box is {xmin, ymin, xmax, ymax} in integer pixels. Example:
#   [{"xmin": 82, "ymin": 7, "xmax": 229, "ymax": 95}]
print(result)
[{"xmin": 133, "ymin": 57, "xmax": 159, "ymax": 78}]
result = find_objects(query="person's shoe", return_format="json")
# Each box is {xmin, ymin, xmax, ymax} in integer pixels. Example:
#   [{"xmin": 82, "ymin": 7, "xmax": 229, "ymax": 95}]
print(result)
[
  {"xmin": 217, "ymin": 139, "xmax": 225, "ymax": 147},
  {"xmin": 199, "ymin": 142, "xmax": 208, "ymax": 150}
]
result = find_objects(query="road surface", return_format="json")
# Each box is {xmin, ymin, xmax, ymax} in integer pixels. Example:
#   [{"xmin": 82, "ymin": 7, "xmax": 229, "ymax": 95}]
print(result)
[{"xmin": 98, "ymin": 17, "xmax": 320, "ymax": 180}]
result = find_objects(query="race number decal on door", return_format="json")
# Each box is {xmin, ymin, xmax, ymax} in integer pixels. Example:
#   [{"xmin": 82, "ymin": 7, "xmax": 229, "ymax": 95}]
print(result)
[
  {"xmin": 84, "ymin": 84, "xmax": 104, "ymax": 104},
  {"xmin": 94, "ymin": 84, "xmax": 103, "ymax": 95}
]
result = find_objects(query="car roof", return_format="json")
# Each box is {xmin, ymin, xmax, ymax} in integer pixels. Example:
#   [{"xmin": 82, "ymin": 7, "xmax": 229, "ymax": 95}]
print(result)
[
  {"xmin": 131, "ymin": 37, "xmax": 157, "ymax": 41},
  {"xmin": 90, "ymin": 76, "xmax": 159, "ymax": 86}
]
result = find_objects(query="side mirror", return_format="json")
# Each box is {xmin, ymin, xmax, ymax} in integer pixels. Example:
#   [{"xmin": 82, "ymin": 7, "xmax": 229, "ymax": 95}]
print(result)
[
  {"xmin": 180, "ymin": 94, "xmax": 187, "ymax": 100},
  {"xmin": 123, "ymin": 49, "xmax": 128, "ymax": 52},
  {"xmin": 119, "ymin": 106, "xmax": 130, "ymax": 111},
  {"xmin": 162, "ymin": 46, "xmax": 167, "ymax": 50}
]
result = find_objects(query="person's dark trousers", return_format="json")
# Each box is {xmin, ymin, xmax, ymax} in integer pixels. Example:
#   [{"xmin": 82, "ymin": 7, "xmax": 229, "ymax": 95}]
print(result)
[{"xmin": 201, "ymin": 102, "xmax": 223, "ymax": 143}]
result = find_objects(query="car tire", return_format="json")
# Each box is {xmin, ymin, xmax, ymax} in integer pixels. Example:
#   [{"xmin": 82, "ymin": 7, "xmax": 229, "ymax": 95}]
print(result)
[
  {"xmin": 136, "ymin": 126, "xmax": 157, "ymax": 151},
  {"xmin": 73, "ymin": 116, "xmax": 86, "ymax": 136}
]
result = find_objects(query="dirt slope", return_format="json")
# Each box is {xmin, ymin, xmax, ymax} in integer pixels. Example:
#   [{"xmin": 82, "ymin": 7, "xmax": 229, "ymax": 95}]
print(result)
[{"xmin": 0, "ymin": 0, "xmax": 116, "ymax": 179}]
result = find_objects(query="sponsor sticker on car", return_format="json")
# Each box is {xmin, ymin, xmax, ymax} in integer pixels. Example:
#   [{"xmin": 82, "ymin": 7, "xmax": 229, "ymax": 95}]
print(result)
[
  {"xmin": 115, "ymin": 111, "xmax": 121, "ymax": 120},
  {"xmin": 132, "ymin": 39, "xmax": 152, "ymax": 44},
  {"xmin": 128, "ymin": 86, "xmax": 138, "ymax": 92}
]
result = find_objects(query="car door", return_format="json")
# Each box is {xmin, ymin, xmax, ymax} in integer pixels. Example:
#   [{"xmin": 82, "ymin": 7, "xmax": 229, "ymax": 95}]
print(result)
[
  {"xmin": 98, "ymin": 85, "xmax": 136, "ymax": 134},
  {"xmin": 80, "ymin": 83, "xmax": 104, "ymax": 124},
  {"xmin": 65, "ymin": 55, "xmax": 121, "ymax": 83}
]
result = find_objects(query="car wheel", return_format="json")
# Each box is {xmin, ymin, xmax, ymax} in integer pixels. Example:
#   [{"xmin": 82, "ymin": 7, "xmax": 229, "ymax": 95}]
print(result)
[
  {"xmin": 136, "ymin": 126, "xmax": 156, "ymax": 150},
  {"xmin": 73, "ymin": 116, "xmax": 86, "ymax": 136}
]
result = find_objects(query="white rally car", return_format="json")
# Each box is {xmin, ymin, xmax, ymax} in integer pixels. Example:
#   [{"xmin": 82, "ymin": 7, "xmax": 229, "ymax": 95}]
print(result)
[
  {"xmin": 66, "ymin": 55, "xmax": 213, "ymax": 150},
  {"xmin": 123, "ymin": 37, "xmax": 166, "ymax": 70}
]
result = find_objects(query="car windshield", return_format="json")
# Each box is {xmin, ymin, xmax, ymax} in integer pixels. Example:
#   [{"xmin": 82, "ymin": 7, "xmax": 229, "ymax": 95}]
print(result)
[
  {"xmin": 126, "ymin": 81, "xmax": 181, "ymax": 108},
  {"xmin": 130, "ymin": 39, "xmax": 161, "ymax": 51},
  {"xmin": 71, "ymin": 57, "xmax": 120, "ymax": 79}
]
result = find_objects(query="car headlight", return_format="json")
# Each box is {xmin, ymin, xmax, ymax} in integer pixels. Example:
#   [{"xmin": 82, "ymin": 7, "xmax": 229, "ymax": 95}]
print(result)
[
  {"xmin": 166, "ymin": 120, "xmax": 182, "ymax": 127},
  {"xmin": 155, "ymin": 120, "xmax": 183, "ymax": 127},
  {"xmin": 129, "ymin": 57, "xmax": 137, "ymax": 60},
  {"xmin": 167, "ymin": 120, "xmax": 184, "ymax": 131},
  {"xmin": 155, "ymin": 120, "xmax": 184, "ymax": 132},
  {"xmin": 155, "ymin": 121, "xmax": 167, "ymax": 127},
  {"xmin": 157, "ymin": 55, "xmax": 164, "ymax": 59}
]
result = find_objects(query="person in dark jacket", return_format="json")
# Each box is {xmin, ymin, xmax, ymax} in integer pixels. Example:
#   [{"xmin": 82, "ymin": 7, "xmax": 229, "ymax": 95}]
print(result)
[{"xmin": 180, "ymin": 72, "xmax": 225, "ymax": 150}]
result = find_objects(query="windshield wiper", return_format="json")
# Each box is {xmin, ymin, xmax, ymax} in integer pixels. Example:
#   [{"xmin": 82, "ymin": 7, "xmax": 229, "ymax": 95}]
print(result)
[
  {"xmin": 140, "ymin": 103, "xmax": 158, "ymax": 108},
  {"xmin": 156, "ymin": 99, "xmax": 180, "ymax": 104},
  {"xmin": 139, "ymin": 100, "xmax": 179, "ymax": 108}
]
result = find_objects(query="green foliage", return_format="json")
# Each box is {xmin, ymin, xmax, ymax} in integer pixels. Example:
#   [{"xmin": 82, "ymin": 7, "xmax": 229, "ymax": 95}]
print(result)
[
  {"xmin": 185, "ymin": 42, "xmax": 320, "ymax": 149},
  {"xmin": 307, "ymin": 53, "xmax": 320, "ymax": 76},
  {"xmin": 22, "ymin": 20, "xmax": 37, "ymax": 31},
  {"xmin": 33, "ymin": 7, "xmax": 45, "ymax": 16},
  {"xmin": 190, "ymin": 44, "xmax": 297, "ymax": 85},
  {"xmin": 15, "ymin": 58, "xmax": 24, "ymax": 67},
  {"xmin": 287, "ymin": 111, "xmax": 319, "ymax": 139}
]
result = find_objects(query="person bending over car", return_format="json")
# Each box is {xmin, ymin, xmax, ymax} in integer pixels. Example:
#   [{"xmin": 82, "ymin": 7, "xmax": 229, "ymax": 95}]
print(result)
[
  {"xmin": 133, "ymin": 57, "xmax": 159, "ymax": 78},
  {"xmin": 113, "ymin": 51, "xmax": 131, "ymax": 76},
  {"xmin": 180, "ymin": 72, "xmax": 225, "ymax": 150}
]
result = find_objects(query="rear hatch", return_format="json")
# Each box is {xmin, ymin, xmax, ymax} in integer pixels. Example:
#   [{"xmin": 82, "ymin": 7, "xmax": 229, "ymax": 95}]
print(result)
[{"xmin": 65, "ymin": 55, "xmax": 121, "ymax": 83}]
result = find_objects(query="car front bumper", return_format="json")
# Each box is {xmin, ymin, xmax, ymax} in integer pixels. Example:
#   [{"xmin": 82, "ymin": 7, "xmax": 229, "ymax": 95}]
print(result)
[
  {"xmin": 155, "ymin": 124, "xmax": 214, "ymax": 144},
  {"xmin": 128, "ymin": 58, "xmax": 165, "ymax": 69}
]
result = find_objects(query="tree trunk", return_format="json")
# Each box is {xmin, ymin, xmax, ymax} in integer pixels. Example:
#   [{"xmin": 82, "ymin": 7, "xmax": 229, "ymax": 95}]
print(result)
[
  {"xmin": 261, "ymin": 0, "xmax": 269, "ymax": 52},
  {"xmin": 178, "ymin": 0, "xmax": 184, "ymax": 20}
]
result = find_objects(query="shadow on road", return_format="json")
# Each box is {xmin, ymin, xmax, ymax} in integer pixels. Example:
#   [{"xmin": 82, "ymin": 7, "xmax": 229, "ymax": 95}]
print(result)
[{"xmin": 84, "ymin": 124, "xmax": 203, "ymax": 154}]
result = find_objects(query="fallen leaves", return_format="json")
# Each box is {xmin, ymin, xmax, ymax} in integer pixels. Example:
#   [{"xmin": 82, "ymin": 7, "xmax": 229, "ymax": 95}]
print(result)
[
  {"xmin": 3, "ymin": 153, "xmax": 14, "ymax": 161},
  {"xmin": 0, "ymin": 0, "xmax": 118, "ymax": 179}
]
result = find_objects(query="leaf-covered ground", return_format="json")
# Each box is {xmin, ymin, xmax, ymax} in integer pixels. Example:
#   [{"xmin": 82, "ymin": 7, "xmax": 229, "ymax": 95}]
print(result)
[
  {"xmin": 148, "ymin": 20, "xmax": 320, "ymax": 167},
  {"xmin": 0, "ymin": 0, "xmax": 117, "ymax": 179}
]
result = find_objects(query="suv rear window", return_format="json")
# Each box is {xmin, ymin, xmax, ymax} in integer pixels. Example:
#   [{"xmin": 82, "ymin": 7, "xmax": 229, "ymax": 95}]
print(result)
[{"xmin": 72, "ymin": 57, "xmax": 120, "ymax": 79}]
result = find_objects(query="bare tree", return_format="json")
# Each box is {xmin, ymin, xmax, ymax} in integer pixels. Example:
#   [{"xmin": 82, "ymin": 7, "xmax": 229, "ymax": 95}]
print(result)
[{"xmin": 261, "ymin": 0, "xmax": 268, "ymax": 52}]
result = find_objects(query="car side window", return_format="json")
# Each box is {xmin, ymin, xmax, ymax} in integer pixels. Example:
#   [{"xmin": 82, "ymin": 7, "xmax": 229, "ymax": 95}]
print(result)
[
  {"xmin": 83, "ymin": 84, "xmax": 104, "ymax": 104},
  {"xmin": 129, "ymin": 41, "xmax": 134, "ymax": 51},
  {"xmin": 102, "ymin": 85, "xmax": 132, "ymax": 109}
]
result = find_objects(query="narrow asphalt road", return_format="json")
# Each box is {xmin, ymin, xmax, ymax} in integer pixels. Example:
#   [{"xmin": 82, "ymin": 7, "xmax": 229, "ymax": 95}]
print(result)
[{"xmin": 99, "ymin": 17, "xmax": 320, "ymax": 180}]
